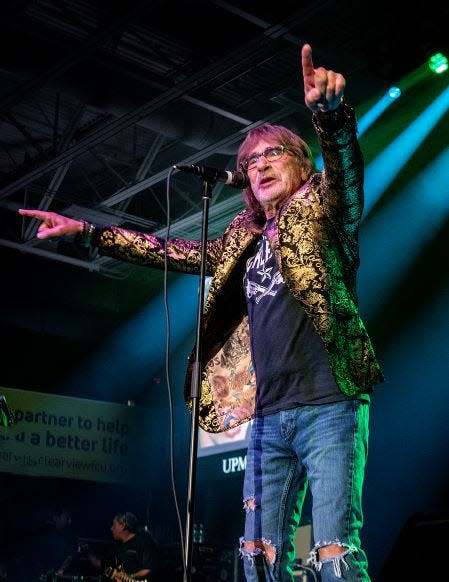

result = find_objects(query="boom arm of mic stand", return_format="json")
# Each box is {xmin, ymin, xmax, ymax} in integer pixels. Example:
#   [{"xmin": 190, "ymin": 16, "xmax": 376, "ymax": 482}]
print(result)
[{"xmin": 183, "ymin": 177, "xmax": 214, "ymax": 582}]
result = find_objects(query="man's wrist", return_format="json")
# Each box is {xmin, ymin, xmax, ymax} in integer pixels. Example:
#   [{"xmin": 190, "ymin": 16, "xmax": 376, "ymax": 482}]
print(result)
[
  {"xmin": 312, "ymin": 99, "xmax": 355, "ymax": 133},
  {"xmin": 77, "ymin": 220, "xmax": 96, "ymax": 247}
]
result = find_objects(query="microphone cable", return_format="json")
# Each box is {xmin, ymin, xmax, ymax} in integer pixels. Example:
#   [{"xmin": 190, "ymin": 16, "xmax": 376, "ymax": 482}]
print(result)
[{"xmin": 163, "ymin": 165, "xmax": 186, "ymax": 573}]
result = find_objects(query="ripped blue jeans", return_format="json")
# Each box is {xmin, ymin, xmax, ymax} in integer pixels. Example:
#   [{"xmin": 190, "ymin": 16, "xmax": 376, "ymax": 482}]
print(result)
[{"xmin": 240, "ymin": 400, "xmax": 370, "ymax": 581}]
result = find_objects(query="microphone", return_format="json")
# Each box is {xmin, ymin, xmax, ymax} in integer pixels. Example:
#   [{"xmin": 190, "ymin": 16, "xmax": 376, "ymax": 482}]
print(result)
[
  {"xmin": 0, "ymin": 392, "xmax": 14, "ymax": 426},
  {"xmin": 174, "ymin": 164, "xmax": 249, "ymax": 189}
]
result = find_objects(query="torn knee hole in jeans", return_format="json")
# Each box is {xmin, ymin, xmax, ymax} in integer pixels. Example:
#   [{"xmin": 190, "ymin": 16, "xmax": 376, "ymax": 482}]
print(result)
[
  {"xmin": 240, "ymin": 538, "xmax": 277, "ymax": 566},
  {"xmin": 308, "ymin": 541, "xmax": 358, "ymax": 578}
]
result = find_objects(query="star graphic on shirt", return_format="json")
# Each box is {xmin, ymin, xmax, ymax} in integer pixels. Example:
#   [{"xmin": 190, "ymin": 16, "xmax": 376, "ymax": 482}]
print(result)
[{"xmin": 257, "ymin": 266, "xmax": 273, "ymax": 282}]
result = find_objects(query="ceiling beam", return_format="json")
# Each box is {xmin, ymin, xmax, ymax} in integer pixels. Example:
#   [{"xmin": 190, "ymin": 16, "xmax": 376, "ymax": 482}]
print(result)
[{"xmin": 0, "ymin": 9, "xmax": 305, "ymax": 200}]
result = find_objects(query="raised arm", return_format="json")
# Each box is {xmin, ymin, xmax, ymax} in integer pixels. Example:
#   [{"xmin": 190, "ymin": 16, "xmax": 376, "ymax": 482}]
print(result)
[{"xmin": 302, "ymin": 44, "xmax": 364, "ymax": 263}]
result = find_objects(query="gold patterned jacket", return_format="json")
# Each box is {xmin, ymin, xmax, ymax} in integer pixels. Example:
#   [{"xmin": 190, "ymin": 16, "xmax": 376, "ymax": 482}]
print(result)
[{"xmin": 93, "ymin": 104, "xmax": 384, "ymax": 433}]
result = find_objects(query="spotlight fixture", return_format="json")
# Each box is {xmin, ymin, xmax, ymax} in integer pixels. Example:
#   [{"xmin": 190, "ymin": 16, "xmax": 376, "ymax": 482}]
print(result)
[
  {"xmin": 428, "ymin": 53, "xmax": 448, "ymax": 74},
  {"xmin": 388, "ymin": 87, "xmax": 401, "ymax": 99}
]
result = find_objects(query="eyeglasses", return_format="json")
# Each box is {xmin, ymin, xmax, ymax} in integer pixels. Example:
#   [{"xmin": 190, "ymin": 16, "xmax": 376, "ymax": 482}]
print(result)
[{"xmin": 240, "ymin": 145, "xmax": 292, "ymax": 172}]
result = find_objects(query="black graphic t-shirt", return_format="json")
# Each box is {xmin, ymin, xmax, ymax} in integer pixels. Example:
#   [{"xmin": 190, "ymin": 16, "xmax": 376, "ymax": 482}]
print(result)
[{"xmin": 243, "ymin": 222, "xmax": 352, "ymax": 416}]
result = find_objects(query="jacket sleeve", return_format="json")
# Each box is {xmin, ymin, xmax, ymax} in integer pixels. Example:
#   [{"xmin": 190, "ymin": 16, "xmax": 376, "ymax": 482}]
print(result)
[
  {"xmin": 312, "ymin": 102, "xmax": 364, "ymax": 267},
  {"xmin": 91, "ymin": 225, "xmax": 224, "ymax": 276}
]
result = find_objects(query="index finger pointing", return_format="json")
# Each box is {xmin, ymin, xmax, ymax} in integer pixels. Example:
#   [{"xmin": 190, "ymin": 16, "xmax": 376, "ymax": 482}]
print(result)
[
  {"xmin": 19, "ymin": 208, "xmax": 48, "ymax": 219},
  {"xmin": 301, "ymin": 43, "xmax": 315, "ymax": 84}
]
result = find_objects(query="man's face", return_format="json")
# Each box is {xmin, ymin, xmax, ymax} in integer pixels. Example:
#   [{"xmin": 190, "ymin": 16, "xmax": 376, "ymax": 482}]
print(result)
[
  {"xmin": 245, "ymin": 139, "xmax": 304, "ymax": 213},
  {"xmin": 111, "ymin": 518, "xmax": 125, "ymax": 541}
]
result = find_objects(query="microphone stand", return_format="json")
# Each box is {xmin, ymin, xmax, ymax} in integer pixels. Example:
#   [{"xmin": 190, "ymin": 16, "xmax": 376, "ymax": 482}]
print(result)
[{"xmin": 183, "ymin": 174, "xmax": 215, "ymax": 582}]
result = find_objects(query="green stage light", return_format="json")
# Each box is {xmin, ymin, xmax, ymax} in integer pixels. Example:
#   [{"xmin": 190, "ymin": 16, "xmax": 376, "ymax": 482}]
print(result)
[{"xmin": 428, "ymin": 53, "xmax": 448, "ymax": 74}]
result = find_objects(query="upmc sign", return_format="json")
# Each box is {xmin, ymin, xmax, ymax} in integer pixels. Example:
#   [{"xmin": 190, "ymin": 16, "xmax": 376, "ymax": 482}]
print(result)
[
  {"xmin": 222, "ymin": 454, "xmax": 247, "ymax": 474},
  {"xmin": 197, "ymin": 447, "xmax": 248, "ymax": 483}
]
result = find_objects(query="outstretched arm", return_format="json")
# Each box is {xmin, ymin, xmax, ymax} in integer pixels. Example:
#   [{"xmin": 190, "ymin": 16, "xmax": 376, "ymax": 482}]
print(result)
[
  {"xmin": 301, "ymin": 43, "xmax": 345, "ymax": 113},
  {"xmin": 18, "ymin": 207, "xmax": 224, "ymax": 275}
]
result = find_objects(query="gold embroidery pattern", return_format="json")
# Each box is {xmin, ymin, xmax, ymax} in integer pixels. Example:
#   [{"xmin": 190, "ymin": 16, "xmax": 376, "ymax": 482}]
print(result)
[{"xmin": 97, "ymin": 227, "xmax": 224, "ymax": 275}]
